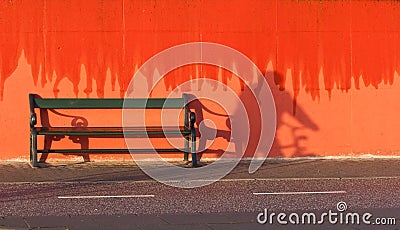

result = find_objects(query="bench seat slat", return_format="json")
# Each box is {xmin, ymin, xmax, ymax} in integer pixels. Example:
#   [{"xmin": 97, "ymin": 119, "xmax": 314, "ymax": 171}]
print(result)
[
  {"xmin": 35, "ymin": 126, "xmax": 190, "ymax": 135},
  {"xmin": 37, "ymin": 148, "xmax": 189, "ymax": 153}
]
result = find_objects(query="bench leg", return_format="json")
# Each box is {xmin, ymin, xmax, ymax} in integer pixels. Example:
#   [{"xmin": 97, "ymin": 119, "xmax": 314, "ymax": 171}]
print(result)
[
  {"xmin": 29, "ymin": 132, "xmax": 33, "ymax": 162},
  {"xmin": 191, "ymin": 129, "xmax": 197, "ymax": 167},
  {"xmin": 39, "ymin": 135, "xmax": 52, "ymax": 163},
  {"xmin": 184, "ymin": 134, "xmax": 189, "ymax": 161},
  {"xmin": 30, "ymin": 130, "xmax": 38, "ymax": 168}
]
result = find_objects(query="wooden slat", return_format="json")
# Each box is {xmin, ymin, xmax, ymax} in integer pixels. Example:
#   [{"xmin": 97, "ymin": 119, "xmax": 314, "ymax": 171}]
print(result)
[
  {"xmin": 37, "ymin": 148, "xmax": 189, "ymax": 153},
  {"xmin": 35, "ymin": 126, "xmax": 190, "ymax": 135},
  {"xmin": 33, "ymin": 98, "xmax": 185, "ymax": 109}
]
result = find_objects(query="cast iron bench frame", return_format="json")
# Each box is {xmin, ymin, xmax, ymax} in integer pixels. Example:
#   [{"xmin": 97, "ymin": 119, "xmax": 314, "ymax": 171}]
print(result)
[{"xmin": 29, "ymin": 93, "xmax": 197, "ymax": 167}]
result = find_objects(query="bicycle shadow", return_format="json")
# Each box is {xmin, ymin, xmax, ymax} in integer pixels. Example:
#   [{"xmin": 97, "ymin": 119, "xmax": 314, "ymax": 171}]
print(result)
[
  {"xmin": 184, "ymin": 70, "xmax": 319, "ymax": 161},
  {"xmin": 268, "ymin": 71, "xmax": 319, "ymax": 157}
]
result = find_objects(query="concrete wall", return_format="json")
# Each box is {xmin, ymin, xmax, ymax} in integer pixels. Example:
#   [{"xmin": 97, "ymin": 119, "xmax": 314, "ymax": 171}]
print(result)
[{"xmin": 1, "ymin": 0, "xmax": 400, "ymax": 160}]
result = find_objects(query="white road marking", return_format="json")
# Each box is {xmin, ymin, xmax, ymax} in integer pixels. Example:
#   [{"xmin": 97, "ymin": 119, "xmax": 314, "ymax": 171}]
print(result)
[
  {"xmin": 253, "ymin": 191, "xmax": 347, "ymax": 195},
  {"xmin": 57, "ymin": 195, "xmax": 155, "ymax": 199}
]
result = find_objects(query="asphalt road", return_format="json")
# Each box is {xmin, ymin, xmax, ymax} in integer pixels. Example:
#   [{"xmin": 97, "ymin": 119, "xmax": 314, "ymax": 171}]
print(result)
[
  {"xmin": 1, "ymin": 159, "xmax": 400, "ymax": 229},
  {"xmin": 1, "ymin": 178, "xmax": 399, "ymax": 217}
]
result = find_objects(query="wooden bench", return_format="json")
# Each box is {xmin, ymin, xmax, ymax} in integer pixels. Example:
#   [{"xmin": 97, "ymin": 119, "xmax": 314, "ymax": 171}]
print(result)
[{"xmin": 29, "ymin": 93, "xmax": 197, "ymax": 167}]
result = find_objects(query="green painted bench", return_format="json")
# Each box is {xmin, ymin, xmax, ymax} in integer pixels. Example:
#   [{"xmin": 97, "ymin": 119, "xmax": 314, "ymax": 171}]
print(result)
[{"xmin": 29, "ymin": 93, "xmax": 197, "ymax": 167}]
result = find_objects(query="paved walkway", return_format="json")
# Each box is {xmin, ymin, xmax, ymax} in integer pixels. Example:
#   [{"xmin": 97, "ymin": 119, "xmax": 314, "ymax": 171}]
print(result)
[
  {"xmin": 0, "ymin": 158, "xmax": 399, "ymax": 229},
  {"xmin": 6, "ymin": 210, "xmax": 399, "ymax": 230},
  {"xmin": 0, "ymin": 158, "xmax": 399, "ymax": 183},
  {"xmin": 2, "ymin": 212, "xmax": 261, "ymax": 230}
]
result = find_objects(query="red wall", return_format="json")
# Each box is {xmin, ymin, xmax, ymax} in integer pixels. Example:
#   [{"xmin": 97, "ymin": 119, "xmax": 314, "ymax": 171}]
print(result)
[{"xmin": 1, "ymin": 0, "xmax": 400, "ymax": 160}]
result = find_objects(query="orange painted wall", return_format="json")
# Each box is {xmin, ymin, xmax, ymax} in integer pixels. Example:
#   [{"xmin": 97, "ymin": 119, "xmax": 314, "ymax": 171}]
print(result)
[{"xmin": 1, "ymin": 0, "xmax": 400, "ymax": 160}]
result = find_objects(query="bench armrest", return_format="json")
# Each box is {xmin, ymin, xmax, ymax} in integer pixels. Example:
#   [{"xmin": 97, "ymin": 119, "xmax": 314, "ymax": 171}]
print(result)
[
  {"xmin": 30, "ymin": 113, "xmax": 37, "ymax": 128},
  {"xmin": 189, "ymin": 112, "xmax": 196, "ymax": 129},
  {"xmin": 29, "ymin": 94, "xmax": 38, "ymax": 128}
]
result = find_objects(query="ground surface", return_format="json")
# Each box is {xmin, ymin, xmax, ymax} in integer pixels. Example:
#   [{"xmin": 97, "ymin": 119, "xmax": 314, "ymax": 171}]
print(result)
[{"xmin": 0, "ymin": 158, "xmax": 399, "ymax": 229}]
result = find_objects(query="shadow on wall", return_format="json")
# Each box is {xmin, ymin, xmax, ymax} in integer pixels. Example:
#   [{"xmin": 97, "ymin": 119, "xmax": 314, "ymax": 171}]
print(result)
[
  {"xmin": 36, "ymin": 94, "xmax": 91, "ymax": 162},
  {"xmin": 268, "ymin": 71, "xmax": 319, "ymax": 157},
  {"xmin": 184, "ymin": 71, "xmax": 319, "ymax": 159},
  {"xmin": 34, "ymin": 70, "xmax": 320, "ymax": 161}
]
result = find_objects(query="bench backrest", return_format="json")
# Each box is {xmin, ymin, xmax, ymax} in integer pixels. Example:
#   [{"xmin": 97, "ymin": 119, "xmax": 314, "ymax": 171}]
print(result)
[
  {"xmin": 29, "ymin": 94, "xmax": 188, "ymax": 109},
  {"xmin": 29, "ymin": 93, "xmax": 190, "ymax": 127}
]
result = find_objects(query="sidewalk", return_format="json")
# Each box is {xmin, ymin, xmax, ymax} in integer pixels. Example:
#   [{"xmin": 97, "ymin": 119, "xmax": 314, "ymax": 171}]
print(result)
[
  {"xmin": 1, "ymin": 209, "xmax": 399, "ymax": 230},
  {"xmin": 0, "ymin": 158, "xmax": 399, "ymax": 183}
]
